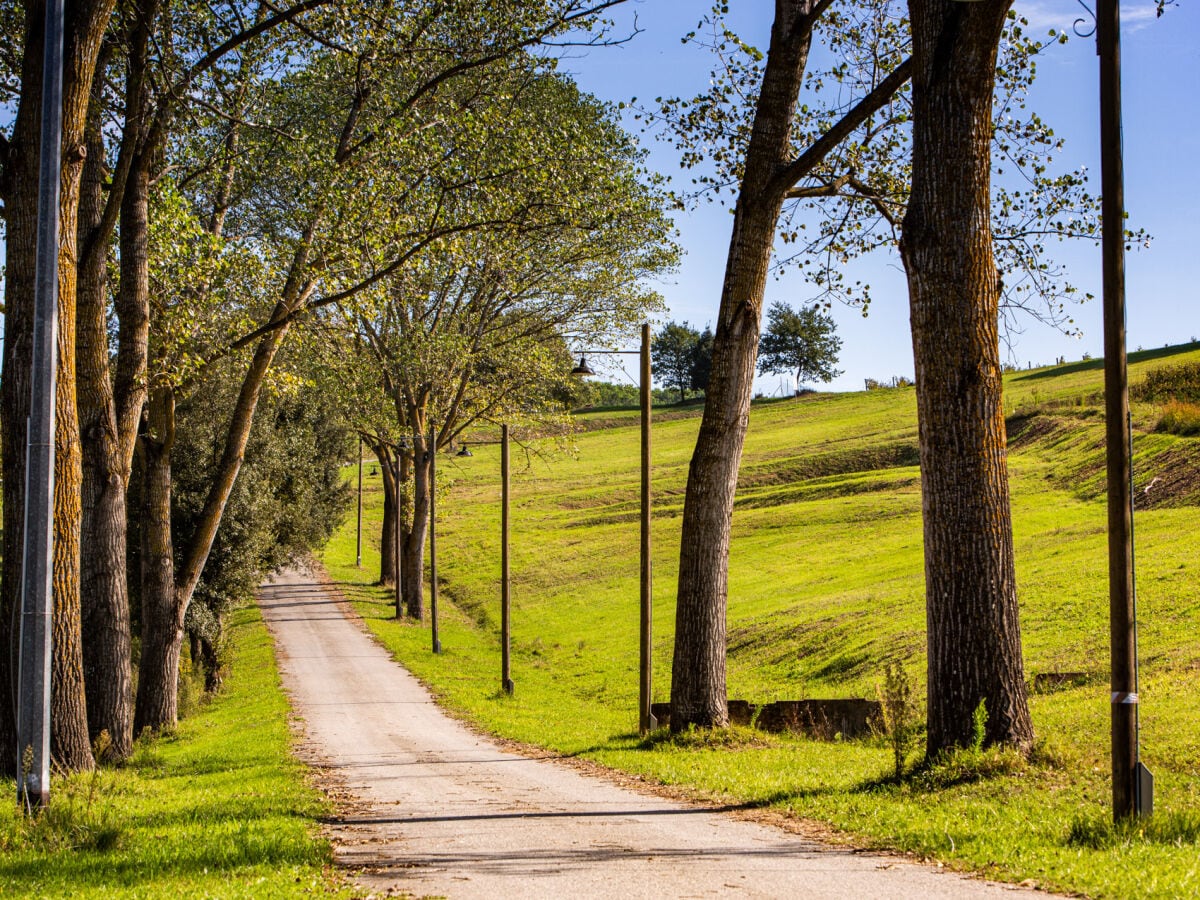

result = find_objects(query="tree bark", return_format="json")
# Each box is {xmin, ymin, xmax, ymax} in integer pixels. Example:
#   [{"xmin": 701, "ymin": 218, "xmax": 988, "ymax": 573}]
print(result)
[
  {"xmin": 77, "ymin": 47, "xmax": 135, "ymax": 761},
  {"xmin": 670, "ymin": 0, "xmax": 816, "ymax": 731},
  {"xmin": 372, "ymin": 441, "xmax": 399, "ymax": 585},
  {"xmin": 901, "ymin": 0, "xmax": 1033, "ymax": 755},
  {"xmin": 134, "ymin": 387, "xmax": 181, "ymax": 734}
]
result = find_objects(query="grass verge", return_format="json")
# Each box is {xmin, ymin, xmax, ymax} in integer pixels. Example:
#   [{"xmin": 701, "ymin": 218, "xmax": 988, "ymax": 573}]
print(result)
[
  {"xmin": 322, "ymin": 345, "xmax": 1200, "ymax": 900},
  {"xmin": 0, "ymin": 605, "xmax": 352, "ymax": 899}
]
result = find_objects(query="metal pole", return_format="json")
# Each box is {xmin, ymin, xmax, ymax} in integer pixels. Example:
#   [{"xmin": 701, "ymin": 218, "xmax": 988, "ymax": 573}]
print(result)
[
  {"xmin": 400, "ymin": 453, "xmax": 410, "ymax": 624},
  {"xmin": 1098, "ymin": 0, "xmax": 1143, "ymax": 822},
  {"xmin": 639, "ymin": 324, "xmax": 655, "ymax": 734},
  {"xmin": 429, "ymin": 425, "xmax": 440, "ymax": 654},
  {"xmin": 501, "ymin": 424, "xmax": 513, "ymax": 695},
  {"xmin": 17, "ymin": 0, "xmax": 65, "ymax": 812},
  {"xmin": 355, "ymin": 438, "xmax": 363, "ymax": 568}
]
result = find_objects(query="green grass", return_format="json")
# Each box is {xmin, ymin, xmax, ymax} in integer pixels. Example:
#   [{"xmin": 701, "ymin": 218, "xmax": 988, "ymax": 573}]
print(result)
[
  {"xmin": 0, "ymin": 606, "xmax": 351, "ymax": 899},
  {"xmin": 322, "ymin": 342, "xmax": 1200, "ymax": 899}
]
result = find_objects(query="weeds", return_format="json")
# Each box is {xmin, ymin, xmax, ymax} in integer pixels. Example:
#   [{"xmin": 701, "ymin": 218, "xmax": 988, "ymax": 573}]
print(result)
[
  {"xmin": 1068, "ymin": 810, "xmax": 1200, "ymax": 848},
  {"xmin": 1, "ymin": 733, "xmax": 123, "ymax": 854},
  {"xmin": 1156, "ymin": 399, "xmax": 1200, "ymax": 436},
  {"xmin": 640, "ymin": 724, "xmax": 776, "ymax": 751},
  {"xmin": 875, "ymin": 661, "xmax": 921, "ymax": 779}
]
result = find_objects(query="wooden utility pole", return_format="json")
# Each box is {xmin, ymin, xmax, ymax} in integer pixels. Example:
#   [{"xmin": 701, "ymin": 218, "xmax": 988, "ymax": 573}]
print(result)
[
  {"xmin": 639, "ymin": 324, "xmax": 655, "ymax": 735},
  {"xmin": 429, "ymin": 425, "xmax": 441, "ymax": 654},
  {"xmin": 356, "ymin": 438, "xmax": 363, "ymax": 568},
  {"xmin": 501, "ymin": 425, "xmax": 513, "ymax": 695},
  {"xmin": 1098, "ymin": 0, "xmax": 1147, "ymax": 821}
]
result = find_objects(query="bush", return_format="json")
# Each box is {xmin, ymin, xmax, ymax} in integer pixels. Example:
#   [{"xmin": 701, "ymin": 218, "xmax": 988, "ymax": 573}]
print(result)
[
  {"xmin": 1133, "ymin": 361, "xmax": 1200, "ymax": 403},
  {"xmin": 1156, "ymin": 399, "xmax": 1200, "ymax": 436}
]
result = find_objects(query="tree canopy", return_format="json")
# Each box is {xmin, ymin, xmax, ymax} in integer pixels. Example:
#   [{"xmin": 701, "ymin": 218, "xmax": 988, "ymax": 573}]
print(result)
[{"xmin": 756, "ymin": 301, "xmax": 842, "ymax": 389}]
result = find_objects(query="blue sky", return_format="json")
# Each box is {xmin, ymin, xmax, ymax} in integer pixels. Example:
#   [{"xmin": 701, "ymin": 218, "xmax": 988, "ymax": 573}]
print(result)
[{"xmin": 562, "ymin": 0, "xmax": 1200, "ymax": 393}]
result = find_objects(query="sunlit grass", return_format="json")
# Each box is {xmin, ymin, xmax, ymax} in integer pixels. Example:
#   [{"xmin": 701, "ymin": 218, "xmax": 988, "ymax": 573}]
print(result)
[
  {"xmin": 321, "ymin": 343, "xmax": 1200, "ymax": 899},
  {"xmin": 0, "ymin": 606, "xmax": 351, "ymax": 899}
]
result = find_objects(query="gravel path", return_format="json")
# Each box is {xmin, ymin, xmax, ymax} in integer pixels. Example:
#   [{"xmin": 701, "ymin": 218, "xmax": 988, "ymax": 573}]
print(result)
[{"xmin": 259, "ymin": 565, "xmax": 1048, "ymax": 899}]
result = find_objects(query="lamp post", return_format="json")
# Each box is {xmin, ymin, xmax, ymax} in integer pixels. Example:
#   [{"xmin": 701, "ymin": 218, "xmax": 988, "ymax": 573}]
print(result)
[
  {"xmin": 452, "ymin": 431, "xmax": 512, "ymax": 692},
  {"xmin": 393, "ymin": 438, "xmax": 409, "ymax": 621},
  {"xmin": 428, "ymin": 424, "xmax": 441, "ymax": 654},
  {"xmin": 501, "ymin": 425, "xmax": 514, "ymax": 695},
  {"xmin": 1095, "ymin": 0, "xmax": 1150, "ymax": 821},
  {"xmin": 17, "ymin": 0, "xmax": 66, "ymax": 812},
  {"xmin": 949, "ymin": 0, "xmax": 1147, "ymax": 820},
  {"xmin": 356, "ymin": 437, "xmax": 363, "ymax": 568},
  {"xmin": 572, "ymin": 323, "xmax": 656, "ymax": 735}
]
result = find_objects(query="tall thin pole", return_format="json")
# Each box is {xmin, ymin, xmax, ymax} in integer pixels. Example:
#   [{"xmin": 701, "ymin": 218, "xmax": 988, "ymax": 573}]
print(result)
[
  {"xmin": 355, "ymin": 438, "xmax": 363, "ymax": 568},
  {"xmin": 639, "ymin": 324, "xmax": 655, "ymax": 734},
  {"xmin": 1098, "ymin": 0, "xmax": 1141, "ymax": 822},
  {"xmin": 429, "ymin": 425, "xmax": 440, "ymax": 654},
  {"xmin": 501, "ymin": 424, "xmax": 513, "ymax": 695},
  {"xmin": 400, "ymin": 451, "xmax": 410, "ymax": 619},
  {"xmin": 17, "ymin": 0, "xmax": 66, "ymax": 811}
]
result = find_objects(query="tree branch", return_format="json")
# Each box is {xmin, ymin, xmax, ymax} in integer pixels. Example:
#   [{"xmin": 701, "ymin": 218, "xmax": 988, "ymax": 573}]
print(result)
[{"xmin": 768, "ymin": 55, "xmax": 913, "ymax": 200}]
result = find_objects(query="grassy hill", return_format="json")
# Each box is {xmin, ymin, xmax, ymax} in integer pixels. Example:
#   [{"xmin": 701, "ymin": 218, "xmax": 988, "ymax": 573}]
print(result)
[{"xmin": 322, "ymin": 341, "xmax": 1200, "ymax": 899}]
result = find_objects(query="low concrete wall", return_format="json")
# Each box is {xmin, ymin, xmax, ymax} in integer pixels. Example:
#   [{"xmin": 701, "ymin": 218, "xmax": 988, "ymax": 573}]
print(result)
[
  {"xmin": 755, "ymin": 699, "xmax": 880, "ymax": 739},
  {"xmin": 650, "ymin": 698, "xmax": 880, "ymax": 739}
]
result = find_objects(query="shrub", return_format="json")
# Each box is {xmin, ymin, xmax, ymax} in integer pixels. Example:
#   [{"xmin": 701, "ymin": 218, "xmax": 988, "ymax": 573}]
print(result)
[
  {"xmin": 1133, "ymin": 361, "xmax": 1200, "ymax": 403},
  {"xmin": 1156, "ymin": 399, "xmax": 1200, "ymax": 436}
]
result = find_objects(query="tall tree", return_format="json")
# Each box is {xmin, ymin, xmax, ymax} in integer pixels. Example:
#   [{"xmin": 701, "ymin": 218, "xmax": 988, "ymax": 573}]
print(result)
[
  {"xmin": 665, "ymin": 0, "xmax": 910, "ymax": 730},
  {"xmin": 127, "ymin": 1, "xmax": 636, "ymax": 731},
  {"xmin": 319, "ymin": 69, "xmax": 676, "ymax": 612},
  {"xmin": 652, "ymin": 321, "xmax": 703, "ymax": 404},
  {"xmin": 651, "ymin": 0, "xmax": 1097, "ymax": 733},
  {"xmin": 756, "ymin": 300, "xmax": 841, "ymax": 390},
  {"xmin": 901, "ymin": 0, "xmax": 1033, "ymax": 754}
]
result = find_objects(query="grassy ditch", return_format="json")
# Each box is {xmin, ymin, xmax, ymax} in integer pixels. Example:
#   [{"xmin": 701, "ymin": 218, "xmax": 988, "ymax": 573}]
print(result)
[
  {"xmin": 323, "ymin": 344, "xmax": 1200, "ymax": 899},
  {"xmin": 0, "ymin": 606, "xmax": 351, "ymax": 899}
]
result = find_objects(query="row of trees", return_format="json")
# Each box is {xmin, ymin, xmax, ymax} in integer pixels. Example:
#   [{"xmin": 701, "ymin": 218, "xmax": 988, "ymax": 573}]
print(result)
[
  {"xmin": 656, "ymin": 0, "xmax": 1123, "ymax": 756},
  {"xmin": 1, "ymin": 0, "xmax": 670, "ymax": 775},
  {"xmin": 651, "ymin": 301, "xmax": 840, "ymax": 403}
]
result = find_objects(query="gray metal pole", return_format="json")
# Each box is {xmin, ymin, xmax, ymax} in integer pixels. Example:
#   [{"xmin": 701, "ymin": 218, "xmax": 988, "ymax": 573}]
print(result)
[
  {"xmin": 17, "ymin": 0, "xmax": 66, "ymax": 812},
  {"xmin": 1098, "ymin": 0, "xmax": 1143, "ymax": 822},
  {"xmin": 355, "ymin": 438, "xmax": 363, "ymax": 568},
  {"xmin": 429, "ymin": 425, "xmax": 440, "ymax": 654},
  {"xmin": 501, "ymin": 424, "xmax": 513, "ymax": 695},
  {"xmin": 639, "ymin": 324, "xmax": 655, "ymax": 735}
]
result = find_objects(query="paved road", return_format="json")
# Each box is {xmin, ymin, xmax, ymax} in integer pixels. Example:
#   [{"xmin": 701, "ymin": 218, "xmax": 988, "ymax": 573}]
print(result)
[{"xmin": 260, "ymin": 566, "xmax": 1045, "ymax": 899}]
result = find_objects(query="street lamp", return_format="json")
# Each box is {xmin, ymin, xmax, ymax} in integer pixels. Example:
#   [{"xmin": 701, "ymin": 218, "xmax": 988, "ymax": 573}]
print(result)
[
  {"xmin": 950, "ymin": 0, "xmax": 1148, "ymax": 820},
  {"xmin": 452, "ymin": 430, "xmax": 514, "ymax": 694},
  {"xmin": 572, "ymin": 323, "xmax": 656, "ymax": 735},
  {"xmin": 356, "ymin": 437, "xmax": 364, "ymax": 568},
  {"xmin": 428, "ymin": 425, "xmax": 442, "ymax": 655}
]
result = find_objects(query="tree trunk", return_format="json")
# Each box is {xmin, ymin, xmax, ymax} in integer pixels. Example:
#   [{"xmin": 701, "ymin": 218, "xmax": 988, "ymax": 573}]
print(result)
[
  {"xmin": 403, "ymin": 433, "xmax": 431, "ymax": 621},
  {"xmin": 670, "ymin": 0, "xmax": 815, "ymax": 731},
  {"xmin": 77, "ymin": 57, "xmax": 134, "ymax": 761},
  {"xmin": 373, "ymin": 442, "xmax": 398, "ymax": 585},
  {"xmin": 134, "ymin": 387, "xmax": 181, "ymax": 734},
  {"xmin": 901, "ymin": 0, "xmax": 1033, "ymax": 755}
]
